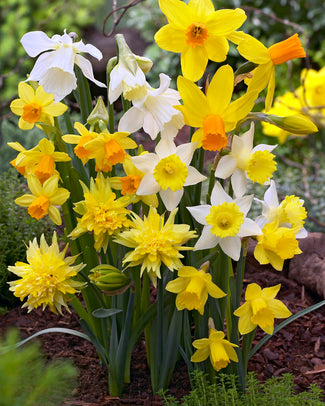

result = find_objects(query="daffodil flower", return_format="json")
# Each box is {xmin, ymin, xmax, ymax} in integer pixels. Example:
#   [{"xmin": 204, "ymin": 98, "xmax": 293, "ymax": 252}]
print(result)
[
  {"xmin": 118, "ymin": 73, "xmax": 184, "ymax": 141},
  {"xmin": 10, "ymin": 82, "xmax": 67, "ymax": 130},
  {"xmin": 176, "ymin": 65, "xmax": 257, "ymax": 151},
  {"xmin": 69, "ymin": 173, "xmax": 133, "ymax": 252},
  {"xmin": 255, "ymin": 180, "xmax": 307, "ymax": 236},
  {"xmin": 230, "ymin": 32, "xmax": 305, "ymax": 111},
  {"xmin": 114, "ymin": 207, "xmax": 197, "ymax": 287},
  {"xmin": 131, "ymin": 138, "xmax": 206, "ymax": 211},
  {"xmin": 8, "ymin": 232, "xmax": 85, "ymax": 314},
  {"xmin": 21, "ymin": 30, "xmax": 106, "ymax": 102},
  {"xmin": 166, "ymin": 265, "xmax": 225, "ymax": 315},
  {"xmin": 214, "ymin": 122, "xmax": 277, "ymax": 197},
  {"xmin": 15, "ymin": 138, "xmax": 71, "ymax": 184},
  {"xmin": 254, "ymin": 221, "xmax": 302, "ymax": 271},
  {"xmin": 234, "ymin": 283, "xmax": 292, "ymax": 335},
  {"xmin": 188, "ymin": 181, "xmax": 261, "ymax": 261},
  {"xmin": 15, "ymin": 175, "xmax": 70, "ymax": 225},
  {"xmin": 191, "ymin": 327, "xmax": 238, "ymax": 371},
  {"xmin": 155, "ymin": 0, "xmax": 246, "ymax": 81}
]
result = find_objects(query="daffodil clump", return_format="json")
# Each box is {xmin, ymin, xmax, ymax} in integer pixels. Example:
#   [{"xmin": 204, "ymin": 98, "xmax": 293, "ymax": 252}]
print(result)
[{"xmin": 6, "ymin": 1, "xmax": 322, "ymax": 396}]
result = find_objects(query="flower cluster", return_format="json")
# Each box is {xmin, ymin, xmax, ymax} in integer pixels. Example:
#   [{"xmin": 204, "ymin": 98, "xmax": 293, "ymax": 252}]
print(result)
[{"xmin": 7, "ymin": 0, "xmax": 319, "ymax": 388}]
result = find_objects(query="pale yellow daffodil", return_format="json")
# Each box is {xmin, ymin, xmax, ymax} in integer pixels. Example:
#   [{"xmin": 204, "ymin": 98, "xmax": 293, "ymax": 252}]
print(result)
[
  {"xmin": 155, "ymin": 0, "xmax": 246, "ymax": 81},
  {"xmin": 176, "ymin": 65, "xmax": 257, "ymax": 151},
  {"xmin": 234, "ymin": 283, "xmax": 292, "ymax": 335}
]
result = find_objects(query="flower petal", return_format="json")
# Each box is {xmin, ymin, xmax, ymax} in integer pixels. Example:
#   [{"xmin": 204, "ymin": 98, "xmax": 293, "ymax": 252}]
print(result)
[
  {"xmin": 214, "ymin": 155, "xmax": 237, "ymax": 179},
  {"xmin": 194, "ymin": 226, "xmax": 219, "ymax": 250},
  {"xmin": 219, "ymin": 236, "xmax": 241, "ymax": 261},
  {"xmin": 154, "ymin": 24, "xmax": 187, "ymax": 53},
  {"xmin": 21, "ymin": 31, "xmax": 57, "ymax": 57},
  {"xmin": 118, "ymin": 107, "xmax": 144, "ymax": 134},
  {"xmin": 160, "ymin": 188, "xmax": 183, "ymax": 211},
  {"xmin": 207, "ymin": 64, "xmax": 234, "ymax": 113},
  {"xmin": 181, "ymin": 46, "xmax": 208, "ymax": 82},
  {"xmin": 187, "ymin": 205, "xmax": 211, "ymax": 225},
  {"xmin": 75, "ymin": 54, "xmax": 106, "ymax": 88}
]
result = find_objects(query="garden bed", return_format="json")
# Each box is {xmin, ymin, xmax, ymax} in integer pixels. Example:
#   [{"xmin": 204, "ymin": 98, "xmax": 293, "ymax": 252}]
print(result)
[{"xmin": 1, "ymin": 244, "xmax": 324, "ymax": 406}]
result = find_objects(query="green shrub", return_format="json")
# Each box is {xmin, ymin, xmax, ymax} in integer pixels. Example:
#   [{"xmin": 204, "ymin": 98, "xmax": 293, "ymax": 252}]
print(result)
[
  {"xmin": 160, "ymin": 370, "xmax": 324, "ymax": 405},
  {"xmin": 0, "ymin": 329, "xmax": 77, "ymax": 406},
  {"xmin": 0, "ymin": 169, "xmax": 55, "ymax": 309}
]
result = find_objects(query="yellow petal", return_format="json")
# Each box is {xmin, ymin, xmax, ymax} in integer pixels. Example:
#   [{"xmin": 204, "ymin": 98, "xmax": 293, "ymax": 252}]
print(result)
[
  {"xmin": 206, "ymin": 281, "xmax": 226, "ymax": 298},
  {"xmin": 268, "ymin": 298, "xmax": 292, "ymax": 318},
  {"xmin": 154, "ymin": 25, "xmax": 186, "ymax": 53},
  {"xmin": 181, "ymin": 46, "xmax": 208, "ymax": 82},
  {"xmin": 165, "ymin": 277, "xmax": 188, "ymax": 293},
  {"xmin": 207, "ymin": 65, "xmax": 234, "ymax": 114},
  {"xmin": 188, "ymin": 0, "xmax": 215, "ymax": 18},
  {"xmin": 245, "ymin": 283, "xmax": 261, "ymax": 300},
  {"xmin": 247, "ymin": 63, "xmax": 273, "ymax": 95},
  {"xmin": 204, "ymin": 35, "xmax": 229, "ymax": 63},
  {"xmin": 18, "ymin": 117, "xmax": 34, "ymax": 130},
  {"xmin": 18, "ymin": 82, "xmax": 35, "ymax": 103},
  {"xmin": 158, "ymin": 0, "xmax": 192, "ymax": 28},
  {"xmin": 236, "ymin": 34, "xmax": 270, "ymax": 64},
  {"xmin": 222, "ymin": 90, "xmax": 257, "ymax": 131},
  {"xmin": 48, "ymin": 206, "xmax": 62, "ymax": 225},
  {"xmin": 10, "ymin": 99, "xmax": 25, "ymax": 115},
  {"xmin": 238, "ymin": 310, "xmax": 256, "ymax": 335},
  {"xmin": 261, "ymin": 284, "xmax": 281, "ymax": 300},
  {"xmin": 35, "ymin": 85, "xmax": 54, "ymax": 105},
  {"xmin": 265, "ymin": 68, "xmax": 275, "ymax": 112},
  {"xmin": 43, "ymin": 102, "xmax": 68, "ymax": 117},
  {"xmin": 191, "ymin": 346, "xmax": 210, "ymax": 362},
  {"xmin": 191, "ymin": 128, "xmax": 204, "ymax": 147},
  {"xmin": 205, "ymin": 8, "xmax": 246, "ymax": 36},
  {"xmin": 177, "ymin": 76, "xmax": 207, "ymax": 126}
]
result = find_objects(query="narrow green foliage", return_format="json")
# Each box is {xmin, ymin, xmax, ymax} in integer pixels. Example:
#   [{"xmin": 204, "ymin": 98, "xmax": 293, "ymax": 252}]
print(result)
[
  {"xmin": 159, "ymin": 370, "xmax": 324, "ymax": 405},
  {"xmin": 0, "ymin": 329, "xmax": 77, "ymax": 406}
]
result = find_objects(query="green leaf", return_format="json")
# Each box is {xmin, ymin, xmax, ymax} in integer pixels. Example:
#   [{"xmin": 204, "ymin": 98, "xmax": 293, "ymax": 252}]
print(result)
[{"xmin": 92, "ymin": 308, "xmax": 123, "ymax": 318}]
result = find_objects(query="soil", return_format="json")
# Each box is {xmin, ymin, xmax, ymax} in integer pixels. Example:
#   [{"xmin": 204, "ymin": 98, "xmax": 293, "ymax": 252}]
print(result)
[{"xmin": 1, "ymin": 244, "xmax": 325, "ymax": 406}]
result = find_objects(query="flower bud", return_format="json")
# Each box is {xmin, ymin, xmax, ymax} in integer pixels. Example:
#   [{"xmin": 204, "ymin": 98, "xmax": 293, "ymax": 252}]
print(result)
[
  {"xmin": 87, "ymin": 96, "xmax": 109, "ymax": 126},
  {"xmin": 89, "ymin": 264, "xmax": 131, "ymax": 293},
  {"xmin": 268, "ymin": 114, "xmax": 318, "ymax": 134}
]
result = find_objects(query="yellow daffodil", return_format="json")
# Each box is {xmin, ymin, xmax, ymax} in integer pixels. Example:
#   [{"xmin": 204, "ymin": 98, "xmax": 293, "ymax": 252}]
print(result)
[
  {"xmin": 8, "ymin": 232, "xmax": 85, "ymax": 314},
  {"xmin": 114, "ymin": 207, "xmax": 197, "ymax": 287},
  {"xmin": 302, "ymin": 66, "xmax": 325, "ymax": 112},
  {"xmin": 215, "ymin": 122, "xmax": 277, "ymax": 197},
  {"xmin": 234, "ymin": 283, "xmax": 292, "ymax": 335},
  {"xmin": 14, "ymin": 138, "xmax": 70, "ymax": 183},
  {"xmin": 176, "ymin": 65, "xmax": 257, "ymax": 151},
  {"xmin": 254, "ymin": 221, "xmax": 302, "ymax": 271},
  {"xmin": 84, "ymin": 130, "xmax": 137, "ymax": 172},
  {"xmin": 155, "ymin": 0, "xmax": 246, "ymax": 81},
  {"xmin": 10, "ymin": 82, "xmax": 67, "ymax": 130},
  {"xmin": 62, "ymin": 122, "xmax": 99, "ymax": 164},
  {"xmin": 69, "ymin": 173, "xmax": 133, "ymax": 252},
  {"xmin": 15, "ymin": 175, "xmax": 70, "ymax": 225},
  {"xmin": 191, "ymin": 325, "xmax": 238, "ymax": 371},
  {"xmin": 109, "ymin": 155, "xmax": 158, "ymax": 208},
  {"xmin": 8, "ymin": 142, "xmax": 34, "ymax": 176},
  {"xmin": 230, "ymin": 32, "xmax": 305, "ymax": 111},
  {"xmin": 166, "ymin": 264, "xmax": 225, "ymax": 315}
]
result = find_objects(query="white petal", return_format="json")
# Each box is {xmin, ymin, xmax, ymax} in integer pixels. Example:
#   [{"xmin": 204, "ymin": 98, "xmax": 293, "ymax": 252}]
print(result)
[
  {"xmin": 155, "ymin": 138, "xmax": 176, "ymax": 157},
  {"xmin": 176, "ymin": 142, "xmax": 196, "ymax": 166},
  {"xmin": 187, "ymin": 205, "xmax": 211, "ymax": 225},
  {"xmin": 210, "ymin": 181, "xmax": 233, "ymax": 205},
  {"xmin": 240, "ymin": 121, "xmax": 255, "ymax": 150},
  {"xmin": 238, "ymin": 218, "xmax": 262, "ymax": 237},
  {"xmin": 26, "ymin": 52, "xmax": 56, "ymax": 82},
  {"xmin": 219, "ymin": 237, "xmax": 241, "ymax": 261},
  {"xmin": 142, "ymin": 110, "xmax": 160, "ymax": 140},
  {"xmin": 21, "ymin": 31, "xmax": 56, "ymax": 57},
  {"xmin": 263, "ymin": 180, "xmax": 279, "ymax": 208},
  {"xmin": 194, "ymin": 226, "xmax": 220, "ymax": 251},
  {"xmin": 39, "ymin": 69, "xmax": 76, "ymax": 102},
  {"xmin": 231, "ymin": 170, "xmax": 247, "ymax": 198},
  {"xmin": 215, "ymin": 155, "xmax": 237, "ymax": 179},
  {"xmin": 184, "ymin": 166, "xmax": 206, "ymax": 186},
  {"xmin": 254, "ymin": 215, "xmax": 268, "ymax": 229},
  {"xmin": 235, "ymin": 195, "xmax": 253, "ymax": 216},
  {"xmin": 160, "ymin": 188, "xmax": 183, "ymax": 211},
  {"xmin": 75, "ymin": 55, "xmax": 106, "ymax": 87},
  {"xmin": 148, "ymin": 73, "xmax": 171, "ymax": 97},
  {"xmin": 75, "ymin": 41, "xmax": 103, "ymax": 60},
  {"xmin": 252, "ymin": 143, "xmax": 277, "ymax": 153},
  {"xmin": 131, "ymin": 153, "xmax": 158, "ymax": 173},
  {"xmin": 48, "ymin": 45, "xmax": 75, "ymax": 73},
  {"xmin": 296, "ymin": 227, "xmax": 308, "ymax": 239},
  {"xmin": 118, "ymin": 107, "xmax": 144, "ymax": 134},
  {"xmin": 136, "ymin": 173, "xmax": 160, "ymax": 195}
]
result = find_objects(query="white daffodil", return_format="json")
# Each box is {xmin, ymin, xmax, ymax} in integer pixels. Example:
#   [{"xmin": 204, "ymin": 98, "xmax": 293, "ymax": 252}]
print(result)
[
  {"xmin": 21, "ymin": 30, "xmax": 106, "ymax": 102},
  {"xmin": 214, "ymin": 122, "xmax": 277, "ymax": 197},
  {"xmin": 188, "ymin": 182, "xmax": 262, "ymax": 261},
  {"xmin": 131, "ymin": 139, "xmax": 206, "ymax": 211},
  {"xmin": 255, "ymin": 180, "xmax": 307, "ymax": 238},
  {"xmin": 118, "ymin": 73, "xmax": 184, "ymax": 141}
]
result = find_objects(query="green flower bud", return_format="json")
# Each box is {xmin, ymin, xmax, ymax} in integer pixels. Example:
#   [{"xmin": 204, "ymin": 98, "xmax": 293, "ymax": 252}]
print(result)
[
  {"xmin": 89, "ymin": 264, "xmax": 131, "ymax": 293},
  {"xmin": 87, "ymin": 97, "xmax": 109, "ymax": 126}
]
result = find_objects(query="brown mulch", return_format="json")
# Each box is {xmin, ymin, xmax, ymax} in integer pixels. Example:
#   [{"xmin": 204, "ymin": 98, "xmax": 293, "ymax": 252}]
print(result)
[{"xmin": 0, "ymin": 260, "xmax": 324, "ymax": 405}]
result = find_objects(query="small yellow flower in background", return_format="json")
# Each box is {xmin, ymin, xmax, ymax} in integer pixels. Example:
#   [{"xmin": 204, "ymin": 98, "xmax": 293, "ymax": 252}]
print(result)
[
  {"xmin": 15, "ymin": 175, "xmax": 70, "ymax": 225},
  {"xmin": 84, "ymin": 130, "xmax": 137, "ymax": 172},
  {"xmin": 230, "ymin": 32, "xmax": 305, "ymax": 111},
  {"xmin": 302, "ymin": 66, "xmax": 325, "ymax": 112},
  {"xmin": 166, "ymin": 264, "xmax": 225, "ymax": 315},
  {"xmin": 176, "ymin": 65, "xmax": 257, "ymax": 152},
  {"xmin": 114, "ymin": 207, "xmax": 197, "ymax": 287},
  {"xmin": 8, "ymin": 232, "xmax": 85, "ymax": 314},
  {"xmin": 109, "ymin": 155, "xmax": 158, "ymax": 208},
  {"xmin": 10, "ymin": 82, "xmax": 67, "ymax": 130},
  {"xmin": 62, "ymin": 122, "xmax": 99, "ymax": 164},
  {"xmin": 14, "ymin": 138, "xmax": 71, "ymax": 183},
  {"xmin": 155, "ymin": 0, "xmax": 246, "ymax": 81},
  {"xmin": 69, "ymin": 173, "xmax": 133, "ymax": 252},
  {"xmin": 234, "ymin": 283, "xmax": 292, "ymax": 335},
  {"xmin": 254, "ymin": 221, "xmax": 302, "ymax": 271},
  {"xmin": 191, "ymin": 319, "xmax": 238, "ymax": 371}
]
